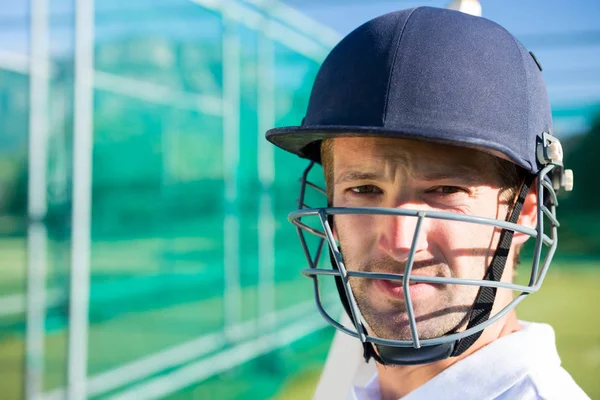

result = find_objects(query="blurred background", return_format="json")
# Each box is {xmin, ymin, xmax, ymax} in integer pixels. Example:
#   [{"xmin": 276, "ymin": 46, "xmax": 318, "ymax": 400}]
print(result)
[{"xmin": 0, "ymin": 0, "xmax": 598, "ymax": 399}]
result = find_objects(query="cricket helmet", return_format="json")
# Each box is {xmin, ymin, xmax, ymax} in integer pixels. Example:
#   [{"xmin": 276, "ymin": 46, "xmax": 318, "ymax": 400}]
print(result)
[{"xmin": 265, "ymin": 6, "xmax": 573, "ymax": 365}]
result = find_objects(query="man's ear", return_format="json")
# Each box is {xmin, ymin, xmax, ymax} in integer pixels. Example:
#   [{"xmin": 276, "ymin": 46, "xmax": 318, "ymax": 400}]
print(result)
[{"xmin": 512, "ymin": 183, "xmax": 538, "ymax": 246}]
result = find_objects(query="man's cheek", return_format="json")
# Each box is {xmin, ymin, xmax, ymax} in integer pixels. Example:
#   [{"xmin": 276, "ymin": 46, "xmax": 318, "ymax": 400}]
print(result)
[
  {"xmin": 439, "ymin": 220, "xmax": 495, "ymax": 252},
  {"xmin": 337, "ymin": 216, "xmax": 373, "ymax": 245}
]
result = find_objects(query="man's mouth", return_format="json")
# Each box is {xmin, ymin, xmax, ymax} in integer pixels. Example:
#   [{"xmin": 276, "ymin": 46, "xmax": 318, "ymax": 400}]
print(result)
[{"xmin": 374, "ymin": 278, "xmax": 439, "ymax": 300}]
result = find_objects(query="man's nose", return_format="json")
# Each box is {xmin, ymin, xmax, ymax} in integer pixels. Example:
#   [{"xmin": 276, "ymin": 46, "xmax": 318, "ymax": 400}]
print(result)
[{"xmin": 377, "ymin": 210, "xmax": 429, "ymax": 263}]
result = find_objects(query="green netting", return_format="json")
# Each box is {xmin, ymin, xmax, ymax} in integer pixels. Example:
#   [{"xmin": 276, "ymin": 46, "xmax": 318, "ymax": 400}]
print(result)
[{"xmin": 0, "ymin": 1, "xmax": 334, "ymax": 398}]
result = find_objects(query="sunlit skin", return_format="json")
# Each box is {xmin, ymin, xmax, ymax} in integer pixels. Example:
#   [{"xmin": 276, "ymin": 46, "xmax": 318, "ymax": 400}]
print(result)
[{"xmin": 328, "ymin": 137, "xmax": 538, "ymax": 399}]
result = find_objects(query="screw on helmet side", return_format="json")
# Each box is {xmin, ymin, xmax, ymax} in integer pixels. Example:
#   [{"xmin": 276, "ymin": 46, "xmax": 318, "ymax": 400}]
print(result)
[{"xmin": 536, "ymin": 132, "xmax": 574, "ymax": 192}]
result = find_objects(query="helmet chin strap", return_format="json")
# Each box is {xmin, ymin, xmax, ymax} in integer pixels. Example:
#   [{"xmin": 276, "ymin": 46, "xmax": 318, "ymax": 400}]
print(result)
[{"xmin": 329, "ymin": 174, "xmax": 534, "ymax": 365}]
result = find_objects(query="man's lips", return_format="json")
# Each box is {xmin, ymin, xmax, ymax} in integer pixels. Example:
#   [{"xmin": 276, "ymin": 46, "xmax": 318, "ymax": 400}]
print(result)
[{"xmin": 374, "ymin": 277, "xmax": 439, "ymax": 300}]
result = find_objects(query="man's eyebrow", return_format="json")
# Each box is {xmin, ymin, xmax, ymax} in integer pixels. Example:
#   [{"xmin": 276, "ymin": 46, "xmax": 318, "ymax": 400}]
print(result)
[
  {"xmin": 334, "ymin": 170, "xmax": 384, "ymax": 185},
  {"xmin": 417, "ymin": 170, "xmax": 483, "ymax": 184},
  {"xmin": 334, "ymin": 168, "xmax": 485, "ymax": 186}
]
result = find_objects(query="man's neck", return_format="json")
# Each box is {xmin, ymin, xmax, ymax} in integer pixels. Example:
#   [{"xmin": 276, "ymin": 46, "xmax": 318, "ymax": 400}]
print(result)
[{"xmin": 376, "ymin": 311, "xmax": 521, "ymax": 400}]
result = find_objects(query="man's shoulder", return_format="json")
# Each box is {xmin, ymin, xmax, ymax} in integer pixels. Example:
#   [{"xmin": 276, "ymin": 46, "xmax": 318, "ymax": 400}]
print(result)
[
  {"xmin": 496, "ymin": 363, "xmax": 590, "ymax": 400},
  {"xmin": 487, "ymin": 321, "xmax": 589, "ymax": 400},
  {"xmin": 402, "ymin": 321, "xmax": 590, "ymax": 400}
]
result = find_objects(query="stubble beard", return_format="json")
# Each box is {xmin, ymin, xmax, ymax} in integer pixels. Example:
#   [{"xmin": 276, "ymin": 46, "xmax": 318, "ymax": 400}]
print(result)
[{"xmin": 342, "ymin": 251, "xmax": 478, "ymax": 342}]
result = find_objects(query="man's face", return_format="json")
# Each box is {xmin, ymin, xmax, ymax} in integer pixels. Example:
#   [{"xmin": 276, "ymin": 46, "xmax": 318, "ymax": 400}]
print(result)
[{"xmin": 330, "ymin": 137, "xmax": 515, "ymax": 341}]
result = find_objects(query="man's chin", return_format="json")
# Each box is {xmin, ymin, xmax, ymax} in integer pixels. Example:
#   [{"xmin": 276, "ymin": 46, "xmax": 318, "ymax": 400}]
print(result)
[
  {"xmin": 363, "ymin": 309, "xmax": 471, "ymax": 342},
  {"xmin": 362, "ymin": 310, "xmax": 421, "ymax": 341}
]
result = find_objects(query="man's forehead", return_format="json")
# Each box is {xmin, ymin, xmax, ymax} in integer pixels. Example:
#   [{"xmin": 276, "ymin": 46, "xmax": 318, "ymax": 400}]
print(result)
[
  {"xmin": 332, "ymin": 137, "xmax": 492, "ymax": 161},
  {"xmin": 329, "ymin": 136, "xmax": 500, "ymax": 182}
]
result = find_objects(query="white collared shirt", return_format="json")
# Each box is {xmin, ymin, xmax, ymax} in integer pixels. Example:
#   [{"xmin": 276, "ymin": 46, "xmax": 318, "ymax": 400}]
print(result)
[{"xmin": 348, "ymin": 321, "xmax": 589, "ymax": 400}]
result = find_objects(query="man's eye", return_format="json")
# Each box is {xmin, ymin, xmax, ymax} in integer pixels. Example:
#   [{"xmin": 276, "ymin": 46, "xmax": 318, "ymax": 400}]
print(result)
[
  {"xmin": 349, "ymin": 185, "xmax": 382, "ymax": 194},
  {"xmin": 429, "ymin": 186, "xmax": 467, "ymax": 195}
]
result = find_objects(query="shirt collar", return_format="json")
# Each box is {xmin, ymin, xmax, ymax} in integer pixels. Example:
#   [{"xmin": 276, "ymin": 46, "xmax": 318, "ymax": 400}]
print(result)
[{"xmin": 351, "ymin": 373, "xmax": 381, "ymax": 400}]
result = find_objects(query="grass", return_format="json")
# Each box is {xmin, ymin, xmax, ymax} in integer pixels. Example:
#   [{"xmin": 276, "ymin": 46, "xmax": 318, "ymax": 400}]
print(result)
[{"xmin": 516, "ymin": 266, "xmax": 600, "ymax": 398}]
